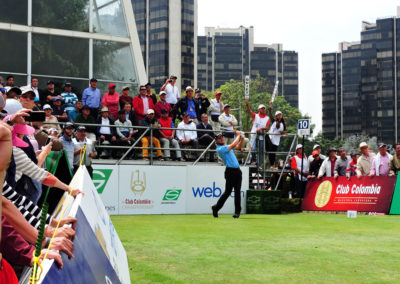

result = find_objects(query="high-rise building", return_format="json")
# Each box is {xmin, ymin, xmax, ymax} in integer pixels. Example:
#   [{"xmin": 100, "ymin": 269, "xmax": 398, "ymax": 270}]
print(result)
[
  {"xmin": 0, "ymin": 0, "xmax": 146, "ymax": 94},
  {"xmin": 131, "ymin": 0, "xmax": 197, "ymax": 91},
  {"xmin": 322, "ymin": 12, "xmax": 400, "ymax": 144},
  {"xmin": 197, "ymin": 26, "xmax": 299, "ymax": 108}
]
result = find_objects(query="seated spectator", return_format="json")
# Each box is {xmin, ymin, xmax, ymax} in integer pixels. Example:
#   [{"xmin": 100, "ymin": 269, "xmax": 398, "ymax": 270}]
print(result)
[
  {"xmin": 133, "ymin": 85, "xmax": 155, "ymax": 122},
  {"xmin": 357, "ymin": 142, "xmax": 375, "ymax": 178},
  {"xmin": 318, "ymin": 148, "xmax": 337, "ymax": 179},
  {"xmin": 346, "ymin": 151, "xmax": 358, "ymax": 178},
  {"xmin": 158, "ymin": 109, "xmax": 182, "ymax": 161},
  {"xmin": 308, "ymin": 151, "xmax": 323, "ymax": 178},
  {"xmin": 59, "ymin": 122, "xmax": 75, "ymax": 170},
  {"xmin": 115, "ymin": 110, "xmax": 136, "ymax": 158},
  {"xmin": 102, "ymin": 83, "xmax": 120, "ymax": 120},
  {"xmin": 195, "ymin": 88, "xmax": 210, "ymax": 118},
  {"xmin": 140, "ymin": 109, "xmax": 163, "ymax": 161},
  {"xmin": 334, "ymin": 148, "xmax": 350, "ymax": 179},
  {"xmin": 177, "ymin": 112, "xmax": 199, "ymax": 160},
  {"xmin": 145, "ymin": 82, "xmax": 157, "ymax": 105},
  {"xmin": 52, "ymin": 97, "xmax": 68, "ymax": 122},
  {"xmin": 219, "ymin": 104, "xmax": 238, "ymax": 145},
  {"xmin": 42, "ymin": 104, "xmax": 61, "ymax": 132},
  {"xmin": 154, "ymin": 91, "xmax": 172, "ymax": 119},
  {"xmin": 369, "ymin": 143, "xmax": 392, "ymax": 177},
  {"xmin": 61, "ymin": 82, "xmax": 78, "ymax": 114},
  {"xmin": 96, "ymin": 106, "xmax": 117, "ymax": 159},
  {"xmin": 122, "ymin": 103, "xmax": 138, "ymax": 127},
  {"xmin": 119, "ymin": 86, "xmax": 133, "ymax": 110},
  {"xmin": 176, "ymin": 86, "xmax": 200, "ymax": 123},
  {"xmin": 68, "ymin": 100, "xmax": 82, "ymax": 122},
  {"xmin": 74, "ymin": 105, "xmax": 97, "ymax": 141},
  {"xmin": 73, "ymin": 126, "xmax": 96, "ymax": 177},
  {"xmin": 196, "ymin": 113, "xmax": 215, "ymax": 162}
]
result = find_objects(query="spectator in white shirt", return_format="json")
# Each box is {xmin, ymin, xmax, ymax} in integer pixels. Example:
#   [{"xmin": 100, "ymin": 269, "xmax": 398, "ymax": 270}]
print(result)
[
  {"xmin": 161, "ymin": 75, "xmax": 180, "ymax": 120},
  {"xmin": 218, "ymin": 104, "xmax": 238, "ymax": 145},
  {"xmin": 208, "ymin": 91, "xmax": 223, "ymax": 132},
  {"xmin": 73, "ymin": 126, "xmax": 96, "ymax": 177},
  {"xmin": 318, "ymin": 148, "xmax": 338, "ymax": 178},
  {"xmin": 96, "ymin": 106, "xmax": 117, "ymax": 159},
  {"xmin": 177, "ymin": 112, "xmax": 199, "ymax": 160},
  {"xmin": 266, "ymin": 106, "xmax": 286, "ymax": 169}
]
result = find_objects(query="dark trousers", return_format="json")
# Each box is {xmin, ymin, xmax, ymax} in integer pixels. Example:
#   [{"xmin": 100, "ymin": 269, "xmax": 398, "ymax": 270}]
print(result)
[
  {"xmin": 294, "ymin": 176, "xmax": 307, "ymax": 198},
  {"xmin": 198, "ymin": 134, "xmax": 215, "ymax": 161},
  {"xmin": 216, "ymin": 168, "xmax": 242, "ymax": 214}
]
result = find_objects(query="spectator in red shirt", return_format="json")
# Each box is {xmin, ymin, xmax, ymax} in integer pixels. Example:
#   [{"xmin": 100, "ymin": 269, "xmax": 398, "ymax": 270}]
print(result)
[
  {"xmin": 102, "ymin": 83, "xmax": 120, "ymax": 119},
  {"xmin": 119, "ymin": 86, "xmax": 133, "ymax": 109},
  {"xmin": 154, "ymin": 91, "xmax": 172, "ymax": 119},
  {"xmin": 346, "ymin": 151, "xmax": 358, "ymax": 179},
  {"xmin": 291, "ymin": 144, "xmax": 309, "ymax": 198},
  {"xmin": 133, "ymin": 85, "xmax": 155, "ymax": 122}
]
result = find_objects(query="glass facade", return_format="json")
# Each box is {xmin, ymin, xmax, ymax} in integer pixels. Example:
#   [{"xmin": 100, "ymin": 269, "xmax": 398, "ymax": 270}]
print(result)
[{"xmin": 0, "ymin": 0, "xmax": 144, "ymax": 97}]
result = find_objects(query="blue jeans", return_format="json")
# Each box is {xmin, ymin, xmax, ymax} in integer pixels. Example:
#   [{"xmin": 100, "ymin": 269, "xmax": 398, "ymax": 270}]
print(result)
[{"xmin": 251, "ymin": 139, "xmax": 264, "ymax": 166}]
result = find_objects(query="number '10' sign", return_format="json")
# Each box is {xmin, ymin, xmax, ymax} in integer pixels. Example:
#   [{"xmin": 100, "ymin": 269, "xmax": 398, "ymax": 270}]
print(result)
[{"xmin": 297, "ymin": 119, "xmax": 310, "ymax": 136}]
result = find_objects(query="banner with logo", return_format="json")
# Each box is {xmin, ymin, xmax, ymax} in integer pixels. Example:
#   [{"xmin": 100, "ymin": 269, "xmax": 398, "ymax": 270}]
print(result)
[
  {"xmin": 186, "ymin": 166, "xmax": 248, "ymax": 214},
  {"xmin": 93, "ymin": 165, "xmax": 119, "ymax": 214},
  {"xmin": 302, "ymin": 176, "xmax": 396, "ymax": 213},
  {"xmin": 118, "ymin": 166, "xmax": 186, "ymax": 214}
]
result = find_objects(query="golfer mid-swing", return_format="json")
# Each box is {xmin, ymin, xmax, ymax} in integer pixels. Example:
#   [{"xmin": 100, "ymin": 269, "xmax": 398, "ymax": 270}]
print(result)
[{"xmin": 212, "ymin": 130, "xmax": 243, "ymax": 218}]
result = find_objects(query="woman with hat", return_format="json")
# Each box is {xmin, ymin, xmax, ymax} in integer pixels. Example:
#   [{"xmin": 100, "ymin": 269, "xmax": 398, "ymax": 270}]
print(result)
[
  {"xmin": 266, "ymin": 101, "xmax": 286, "ymax": 168},
  {"xmin": 291, "ymin": 144, "xmax": 309, "ymax": 198}
]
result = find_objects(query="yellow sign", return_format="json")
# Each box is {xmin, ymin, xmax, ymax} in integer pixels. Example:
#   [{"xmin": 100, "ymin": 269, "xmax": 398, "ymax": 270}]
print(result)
[{"xmin": 314, "ymin": 180, "xmax": 332, "ymax": 208}]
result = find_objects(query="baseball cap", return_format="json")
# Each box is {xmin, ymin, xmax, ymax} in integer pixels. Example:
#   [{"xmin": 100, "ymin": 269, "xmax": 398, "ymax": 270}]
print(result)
[
  {"xmin": 20, "ymin": 86, "xmax": 35, "ymax": 97},
  {"xmin": 327, "ymin": 147, "xmax": 337, "ymax": 154},
  {"xmin": 6, "ymin": 86, "xmax": 22, "ymax": 97},
  {"xmin": 296, "ymin": 144, "xmax": 303, "ymax": 150},
  {"xmin": 224, "ymin": 104, "xmax": 230, "ymax": 108},
  {"xmin": 275, "ymin": 110, "xmax": 282, "ymax": 116},
  {"xmin": 378, "ymin": 143, "xmax": 387, "ymax": 149},
  {"xmin": 76, "ymin": 126, "xmax": 86, "ymax": 132},
  {"xmin": 108, "ymin": 83, "xmax": 116, "ymax": 89},
  {"xmin": 64, "ymin": 82, "xmax": 72, "ymax": 87},
  {"xmin": 122, "ymin": 86, "xmax": 130, "ymax": 91},
  {"xmin": 313, "ymin": 144, "xmax": 321, "ymax": 150},
  {"xmin": 159, "ymin": 91, "xmax": 167, "ymax": 96},
  {"xmin": 169, "ymin": 75, "xmax": 177, "ymax": 79},
  {"xmin": 359, "ymin": 142, "xmax": 369, "ymax": 150},
  {"xmin": 47, "ymin": 80, "xmax": 55, "ymax": 85},
  {"xmin": 215, "ymin": 133, "xmax": 224, "ymax": 140},
  {"xmin": 350, "ymin": 151, "xmax": 358, "ymax": 157},
  {"xmin": 215, "ymin": 91, "xmax": 222, "ymax": 95},
  {"xmin": 182, "ymin": 112, "xmax": 189, "ymax": 117},
  {"xmin": 145, "ymin": 82, "xmax": 151, "ymax": 87},
  {"xmin": 100, "ymin": 106, "xmax": 109, "ymax": 112},
  {"xmin": 195, "ymin": 88, "xmax": 200, "ymax": 93},
  {"xmin": 90, "ymin": 78, "xmax": 97, "ymax": 82},
  {"xmin": 43, "ymin": 104, "xmax": 52, "ymax": 110},
  {"xmin": 64, "ymin": 122, "xmax": 74, "ymax": 129},
  {"xmin": 147, "ymin": 109, "xmax": 155, "ymax": 115},
  {"xmin": 53, "ymin": 97, "xmax": 61, "ymax": 101},
  {"xmin": 185, "ymin": 86, "xmax": 193, "ymax": 92},
  {"xmin": 312, "ymin": 150, "xmax": 319, "ymax": 157},
  {"xmin": 258, "ymin": 104, "xmax": 266, "ymax": 110}
]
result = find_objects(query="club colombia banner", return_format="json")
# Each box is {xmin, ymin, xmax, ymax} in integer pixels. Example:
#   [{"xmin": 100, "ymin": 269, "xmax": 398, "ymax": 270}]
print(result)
[{"xmin": 302, "ymin": 176, "xmax": 396, "ymax": 213}]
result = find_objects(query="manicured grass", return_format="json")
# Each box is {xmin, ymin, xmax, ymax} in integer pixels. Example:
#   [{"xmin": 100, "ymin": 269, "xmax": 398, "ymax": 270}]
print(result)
[{"xmin": 111, "ymin": 213, "xmax": 400, "ymax": 283}]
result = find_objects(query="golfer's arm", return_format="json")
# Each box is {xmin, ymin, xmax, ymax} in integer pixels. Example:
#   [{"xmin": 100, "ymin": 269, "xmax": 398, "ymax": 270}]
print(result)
[{"xmin": 228, "ymin": 135, "xmax": 242, "ymax": 151}]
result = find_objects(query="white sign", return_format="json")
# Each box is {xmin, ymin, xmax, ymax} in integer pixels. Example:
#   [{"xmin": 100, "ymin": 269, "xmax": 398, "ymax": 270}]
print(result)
[
  {"xmin": 271, "ymin": 80, "xmax": 279, "ymax": 102},
  {"xmin": 186, "ymin": 166, "xmax": 248, "ymax": 214},
  {"xmin": 244, "ymin": 75, "xmax": 250, "ymax": 99},
  {"xmin": 297, "ymin": 119, "xmax": 310, "ymax": 136},
  {"xmin": 93, "ymin": 165, "xmax": 119, "ymax": 214}
]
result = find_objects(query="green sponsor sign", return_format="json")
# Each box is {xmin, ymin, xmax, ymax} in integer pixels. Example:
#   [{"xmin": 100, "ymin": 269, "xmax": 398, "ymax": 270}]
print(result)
[
  {"xmin": 93, "ymin": 169, "xmax": 113, "ymax": 194},
  {"xmin": 162, "ymin": 189, "xmax": 182, "ymax": 201},
  {"xmin": 389, "ymin": 173, "xmax": 400, "ymax": 214}
]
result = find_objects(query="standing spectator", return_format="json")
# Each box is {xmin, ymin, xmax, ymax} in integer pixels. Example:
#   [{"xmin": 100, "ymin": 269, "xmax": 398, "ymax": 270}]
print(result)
[
  {"xmin": 73, "ymin": 126, "xmax": 96, "ymax": 178},
  {"xmin": 154, "ymin": 91, "xmax": 172, "ymax": 119},
  {"xmin": 145, "ymin": 82, "xmax": 157, "ymax": 105},
  {"xmin": 133, "ymin": 85, "xmax": 155, "ymax": 122},
  {"xmin": 318, "ymin": 148, "xmax": 337, "ymax": 178},
  {"xmin": 102, "ymin": 83, "xmax": 120, "ymax": 120},
  {"xmin": 195, "ymin": 88, "xmax": 210, "ymax": 118},
  {"xmin": 308, "ymin": 144, "xmax": 327, "ymax": 164},
  {"xmin": 6, "ymin": 75, "xmax": 14, "ymax": 87},
  {"xmin": 74, "ymin": 105, "xmax": 97, "ymax": 141},
  {"xmin": 219, "ymin": 104, "xmax": 238, "ymax": 145},
  {"xmin": 122, "ymin": 103, "xmax": 138, "ymax": 127},
  {"xmin": 267, "ymin": 102, "xmax": 286, "ymax": 168},
  {"xmin": 30, "ymin": 77, "xmax": 41, "ymax": 100},
  {"xmin": 346, "ymin": 151, "xmax": 358, "ymax": 178},
  {"xmin": 82, "ymin": 78, "xmax": 101, "ymax": 119},
  {"xmin": 59, "ymin": 122, "xmax": 75, "ymax": 169},
  {"xmin": 61, "ymin": 82, "xmax": 78, "ymax": 114},
  {"xmin": 119, "ymin": 86, "xmax": 133, "ymax": 109},
  {"xmin": 158, "ymin": 109, "xmax": 182, "ymax": 161},
  {"xmin": 177, "ymin": 113, "xmax": 199, "ymax": 160},
  {"xmin": 68, "ymin": 100, "xmax": 82, "ymax": 122},
  {"xmin": 96, "ymin": 106, "xmax": 117, "ymax": 159},
  {"xmin": 43, "ymin": 80, "xmax": 61, "ymax": 106},
  {"xmin": 245, "ymin": 99, "xmax": 270, "ymax": 166},
  {"xmin": 291, "ymin": 144, "xmax": 309, "ymax": 198},
  {"xmin": 389, "ymin": 143, "xmax": 400, "ymax": 176},
  {"xmin": 369, "ymin": 143, "xmax": 392, "ymax": 177},
  {"xmin": 308, "ymin": 151, "xmax": 323, "ymax": 178},
  {"xmin": 140, "ymin": 109, "xmax": 163, "ymax": 161},
  {"xmin": 115, "ymin": 110, "xmax": 136, "ymax": 157},
  {"xmin": 334, "ymin": 148, "xmax": 351, "ymax": 178},
  {"xmin": 196, "ymin": 113, "xmax": 215, "ymax": 162},
  {"xmin": 175, "ymin": 86, "xmax": 200, "ymax": 123},
  {"xmin": 357, "ymin": 142, "xmax": 376, "ymax": 178},
  {"xmin": 161, "ymin": 75, "xmax": 180, "ymax": 114},
  {"xmin": 208, "ymin": 90, "xmax": 223, "ymax": 132},
  {"xmin": 42, "ymin": 104, "xmax": 61, "ymax": 132},
  {"xmin": 52, "ymin": 97, "xmax": 68, "ymax": 122}
]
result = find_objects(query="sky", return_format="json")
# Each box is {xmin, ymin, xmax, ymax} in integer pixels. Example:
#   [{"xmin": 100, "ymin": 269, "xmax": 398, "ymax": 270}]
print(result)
[{"xmin": 198, "ymin": 0, "xmax": 399, "ymax": 134}]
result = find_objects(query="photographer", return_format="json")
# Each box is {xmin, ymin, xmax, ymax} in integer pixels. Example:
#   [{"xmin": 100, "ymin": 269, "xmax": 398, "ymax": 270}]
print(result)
[{"xmin": 195, "ymin": 88, "xmax": 210, "ymax": 120}]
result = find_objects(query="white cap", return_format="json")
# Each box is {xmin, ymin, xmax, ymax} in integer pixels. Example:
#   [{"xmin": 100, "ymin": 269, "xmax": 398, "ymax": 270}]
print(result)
[
  {"xmin": 275, "ymin": 110, "xmax": 282, "ymax": 116},
  {"xmin": 296, "ymin": 144, "xmax": 303, "ymax": 150},
  {"xmin": 313, "ymin": 144, "xmax": 321, "ymax": 150},
  {"xmin": 185, "ymin": 86, "xmax": 193, "ymax": 92},
  {"xmin": 147, "ymin": 109, "xmax": 155, "ymax": 114},
  {"xmin": 258, "ymin": 104, "xmax": 266, "ymax": 110},
  {"xmin": 159, "ymin": 91, "xmax": 167, "ymax": 96},
  {"xmin": 43, "ymin": 104, "xmax": 52, "ymax": 110},
  {"xmin": 4, "ymin": 99, "xmax": 22, "ymax": 115},
  {"xmin": 49, "ymin": 128, "xmax": 58, "ymax": 133}
]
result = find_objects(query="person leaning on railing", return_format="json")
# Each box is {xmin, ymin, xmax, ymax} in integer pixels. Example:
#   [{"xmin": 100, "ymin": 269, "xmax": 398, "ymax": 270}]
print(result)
[
  {"xmin": 158, "ymin": 109, "xmax": 183, "ymax": 161},
  {"xmin": 140, "ymin": 109, "xmax": 164, "ymax": 161},
  {"xmin": 177, "ymin": 112, "xmax": 199, "ymax": 160},
  {"xmin": 96, "ymin": 106, "xmax": 117, "ymax": 159}
]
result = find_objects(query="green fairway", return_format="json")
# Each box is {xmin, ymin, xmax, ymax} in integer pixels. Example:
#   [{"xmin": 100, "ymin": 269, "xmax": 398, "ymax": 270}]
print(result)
[{"xmin": 111, "ymin": 213, "xmax": 400, "ymax": 283}]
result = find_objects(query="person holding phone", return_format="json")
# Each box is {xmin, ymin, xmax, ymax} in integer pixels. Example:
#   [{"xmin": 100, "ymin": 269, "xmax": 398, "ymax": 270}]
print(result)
[{"xmin": 161, "ymin": 75, "xmax": 180, "ymax": 120}]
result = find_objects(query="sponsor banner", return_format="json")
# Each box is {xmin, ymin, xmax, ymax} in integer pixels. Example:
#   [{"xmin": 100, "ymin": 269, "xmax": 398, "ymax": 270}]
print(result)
[
  {"xmin": 186, "ymin": 166, "xmax": 248, "ymax": 214},
  {"xmin": 93, "ymin": 165, "xmax": 119, "ymax": 215},
  {"xmin": 389, "ymin": 173, "xmax": 400, "ymax": 214},
  {"xmin": 118, "ymin": 165, "xmax": 186, "ymax": 214},
  {"xmin": 302, "ymin": 176, "xmax": 396, "ymax": 213}
]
